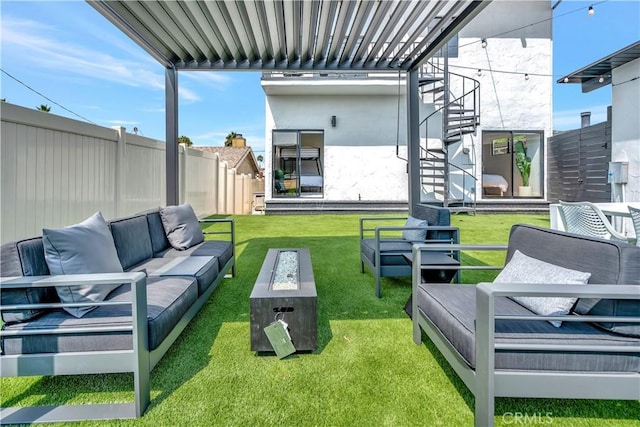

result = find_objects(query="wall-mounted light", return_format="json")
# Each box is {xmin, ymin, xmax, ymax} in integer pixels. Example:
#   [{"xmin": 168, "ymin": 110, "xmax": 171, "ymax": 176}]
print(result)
[
  {"xmin": 481, "ymin": 38, "xmax": 487, "ymax": 48},
  {"xmin": 588, "ymin": 5, "xmax": 594, "ymax": 15},
  {"xmin": 331, "ymin": 115, "xmax": 337, "ymax": 127}
]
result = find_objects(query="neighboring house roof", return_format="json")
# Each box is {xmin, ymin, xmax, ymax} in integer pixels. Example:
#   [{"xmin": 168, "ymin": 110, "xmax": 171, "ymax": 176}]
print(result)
[
  {"xmin": 557, "ymin": 40, "xmax": 640, "ymax": 93},
  {"xmin": 195, "ymin": 146, "xmax": 260, "ymax": 173}
]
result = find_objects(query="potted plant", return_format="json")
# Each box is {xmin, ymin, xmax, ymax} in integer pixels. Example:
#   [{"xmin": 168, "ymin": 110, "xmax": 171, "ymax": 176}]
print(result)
[{"xmin": 514, "ymin": 137, "xmax": 532, "ymax": 196}]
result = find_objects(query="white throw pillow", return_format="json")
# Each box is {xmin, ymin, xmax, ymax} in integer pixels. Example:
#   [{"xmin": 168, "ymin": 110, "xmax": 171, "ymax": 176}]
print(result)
[
  {"xmin": 43, "ymin": 212, "xmax": 124, "ymax": 318},
  {"xmin": 159, "ymin": 203, "xmax": 205, "ymax": 250},
  {"xmin": 494, "ymin": 250, "xmax": 591, "ymax": 327},
  {"xmin": 402, "ymin": 216, "xmax": 428, "ymax": 242}
]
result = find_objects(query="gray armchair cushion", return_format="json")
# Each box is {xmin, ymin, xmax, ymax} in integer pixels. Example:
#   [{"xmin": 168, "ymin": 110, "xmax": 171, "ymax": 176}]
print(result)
[
  {"xmin": 494, "ymin": 250, "xmax": 591, "ymax": 327},
  {"xmin": 402, "ymin": 216, "xmax": 428, "ymax": 242},
  {"xmin": 507, "ymin": 225, "xmax": 640, "ymax": 337},
  {"xmin": 42, "ymin": 212, "xmax": 123, "ymax": 318},
  {"xmin": 360, "ymin": 239, "xmax": 413, "ymax": 266},
  {"xmin": 416, "ymin": 283, "xmax": 639, "ymax": 372},
  {"xmin": 160, "ymin": 204, "xmax": 205, "ymax": 250}
]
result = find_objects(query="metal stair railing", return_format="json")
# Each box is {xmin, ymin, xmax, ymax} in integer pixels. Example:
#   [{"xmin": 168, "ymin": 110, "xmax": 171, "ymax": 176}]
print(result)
[{"xmin": 419, "ymin": 146, "xmax": 477, "ymax": 211}]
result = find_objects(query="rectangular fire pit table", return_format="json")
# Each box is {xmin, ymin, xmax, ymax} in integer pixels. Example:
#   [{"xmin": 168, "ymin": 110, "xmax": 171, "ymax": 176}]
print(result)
[{"xmin": 250, "ymin": 248, "xmax": 317, "ymax": 352}]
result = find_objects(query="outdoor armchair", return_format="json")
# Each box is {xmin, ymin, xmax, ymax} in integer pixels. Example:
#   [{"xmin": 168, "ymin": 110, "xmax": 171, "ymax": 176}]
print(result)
[
  {"xmin": 359, "ymin": 204, "xmax": 459, "ymax": 298},
  {"xmin": 558, "ymin": 200, "xmax": 635, "ymax": 244},
  {"xmin": 412, "ymin": 224, "xmax": 640, "ymax": 427}
]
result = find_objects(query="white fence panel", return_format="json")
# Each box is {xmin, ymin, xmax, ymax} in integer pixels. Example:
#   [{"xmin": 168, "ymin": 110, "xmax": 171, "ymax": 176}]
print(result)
[
  {"xmin": 181, "ymin": 145, "xmax": 219, "ymax": 218},
  {"xmin": 1, "ymin": 103, "xmax": 256, "ymax": 244},
  {"xmin": 1, "ymin": 105, "xmax": 117, "ymax": 243},
  {"xmin": 120, "ymin": 131, "xmax": 166, "ymax": 215}
]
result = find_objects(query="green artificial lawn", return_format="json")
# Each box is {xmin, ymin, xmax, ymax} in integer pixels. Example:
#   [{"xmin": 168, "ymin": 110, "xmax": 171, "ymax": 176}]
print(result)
[{"xmin": 2, "ymin": 213, "xmax": 639, "ymax": 426}]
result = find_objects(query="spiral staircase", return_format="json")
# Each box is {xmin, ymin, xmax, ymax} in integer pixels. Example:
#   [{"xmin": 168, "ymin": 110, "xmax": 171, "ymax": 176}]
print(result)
[{"xmin": 418, "ymin": 59, "xmax": 480, "ymax": 212}]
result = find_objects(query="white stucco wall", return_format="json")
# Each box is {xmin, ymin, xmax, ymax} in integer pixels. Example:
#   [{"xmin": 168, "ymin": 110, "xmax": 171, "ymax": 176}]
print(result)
[
  {"xmin": 611, "ymin": 57, "xmax": 640, "ymax": 202},
  {"xmin": 455, "ymin": 0, "xmax": 553, "ymax": 200},
  {"xmin": 264, "ymin": 92, "xmax": 410, "ymax": 201},
  {"xmin": 262, "ymin": 0, "xmax": 552, "ymax": 203}
]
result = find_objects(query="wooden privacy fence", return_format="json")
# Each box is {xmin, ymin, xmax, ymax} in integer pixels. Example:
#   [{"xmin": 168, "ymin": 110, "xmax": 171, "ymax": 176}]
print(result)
[
  {"xmin": 547, "ymin": 119, "xmax": 612, "ymax": 203},
  {"xmin": 1, "ymin": 103, "xmax": 259, "ymax": 244}
]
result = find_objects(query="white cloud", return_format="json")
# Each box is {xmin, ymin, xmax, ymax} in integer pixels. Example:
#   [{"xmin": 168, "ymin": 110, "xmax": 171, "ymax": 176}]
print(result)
[
  {"xmin": 2, "ymin": 16, "xmax": 164, "ymax": 91},
  {"xmin": 181, "ymin": 72, "xmax": 232, "ymax": 89},
  {"xmin": 179, "ymin": 86, "xmax": 201, "ymax": 103}
]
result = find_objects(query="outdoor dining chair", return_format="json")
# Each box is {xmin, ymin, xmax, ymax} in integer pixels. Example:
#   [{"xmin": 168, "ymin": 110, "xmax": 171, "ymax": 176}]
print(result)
[
  {"xmin": 629, "ymin": 205, "xmax": 640, "ymax": 246},
  {"xmin": 558, "ymin": 200, "xmax": 634, "ymax": 244}
]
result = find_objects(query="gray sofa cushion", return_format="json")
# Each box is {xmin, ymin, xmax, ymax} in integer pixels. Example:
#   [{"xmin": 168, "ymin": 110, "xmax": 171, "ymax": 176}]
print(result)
[
  {"xmin": 131, "ymin": 256, "xmax": 220, "ymax": 296},
  {"xmin": 42, "ymin": 212, "xmax": 123, "ymax": 318},
  {"xmin": 360, "ymin": 239, "xmax": 413, "ymax": 267},
  {"xmin": 507, "ymin": 224, "xmax": 640, "ymax": 337},
  {"xmin": 416, "ymin": 283, "xmax": 639, "ymax": 372},
  {"xmin": 155, "ymin": 240, "xmax": 234, "ymax": 270},
  {"xmin": 109, "ymin": 214, "xmax": 154, "ymax": 270},
  {"xmin": 138, "ymin": 208, "xmax": 171, "ymax": 255},
  {"xmin": 1, "ymin": 276, "xmax": 198, "ymax": 354},
  {"xmin": 160, "ymin": 204, "xmax": 204, "ymax": 250},
  {"xmin": 1, "ymin": 238, "xmax": 58, "ymax": 323}
]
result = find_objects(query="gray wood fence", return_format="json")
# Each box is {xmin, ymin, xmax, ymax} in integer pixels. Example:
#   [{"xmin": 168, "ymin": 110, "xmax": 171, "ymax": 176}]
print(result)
[{"xmin": 547, "ymin": 119, "xmax": 612, "ymax": 203}]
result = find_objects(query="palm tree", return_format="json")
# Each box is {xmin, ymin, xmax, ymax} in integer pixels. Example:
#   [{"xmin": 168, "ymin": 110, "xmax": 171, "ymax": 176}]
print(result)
[
  {"xmin": 178, "ymin": 135, "xmax": 193, "ymax": 146},
  {"xmin": 224, "ymin": 131, "xmax": 238, "ymax": 147},
  {"xmin": 36, "ymin": 104, "xmax": 51, "ymax": 112}
]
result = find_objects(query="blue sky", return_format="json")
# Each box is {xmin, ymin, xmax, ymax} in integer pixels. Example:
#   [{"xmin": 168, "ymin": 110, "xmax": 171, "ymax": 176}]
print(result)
[{"xmin": 1, "ymin": 1, "xmax": 639, "ymax": 158}]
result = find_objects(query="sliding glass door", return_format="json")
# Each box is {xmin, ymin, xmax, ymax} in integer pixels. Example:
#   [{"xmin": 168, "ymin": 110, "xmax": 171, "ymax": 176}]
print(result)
[
  {"xmin": 272, "ymin": 130, "xmax": 324, "ymax": 198},
  {"xmin": 481, "ymin": 130, "xmax": 543, "ymax": 198}
]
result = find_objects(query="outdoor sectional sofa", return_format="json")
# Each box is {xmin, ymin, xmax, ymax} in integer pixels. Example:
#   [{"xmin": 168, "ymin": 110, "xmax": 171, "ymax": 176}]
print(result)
[
  {"xmin": 0, "ymin": 204, "xmax": 235, "ymax": 424},
  {"xmin": 412, "ymin": 224, "xmax": 640, "ymax": 427}
]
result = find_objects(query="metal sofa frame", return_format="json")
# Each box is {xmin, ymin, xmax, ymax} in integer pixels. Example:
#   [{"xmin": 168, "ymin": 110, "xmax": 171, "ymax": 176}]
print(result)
[{"xmin": 411, "ymin": 243, "xmax": 640, "ymax": 427}]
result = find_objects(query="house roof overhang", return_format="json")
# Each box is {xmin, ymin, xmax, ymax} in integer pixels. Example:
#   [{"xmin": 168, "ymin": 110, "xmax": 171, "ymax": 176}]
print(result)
[
  {"xmin": 87, "ymin": 0, "xmax": 490, "ymax": 72},
  {"xmin": 557, "ymin": 40, "xmax": 640, "ymax": 93}
]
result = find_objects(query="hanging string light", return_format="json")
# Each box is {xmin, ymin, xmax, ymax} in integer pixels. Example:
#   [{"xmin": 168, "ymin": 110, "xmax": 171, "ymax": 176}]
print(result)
[
  {"xmin": 481, "ymin": 38, "xmax": 487, "ymax": 48},
  {"xmin": 588, "ymin": 5, "xmax": 595, "ymax": 15},
  {"xmin": 525, "ymin": 73, "xmax": 530, "ymax": 80},
  {"xmin": 477, "ymin": 69, "xmax": 482, "ymax": 77}
]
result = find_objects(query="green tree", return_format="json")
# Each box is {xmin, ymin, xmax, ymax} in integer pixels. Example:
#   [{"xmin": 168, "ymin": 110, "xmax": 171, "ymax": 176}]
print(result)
[
  {"xmin": 178, "ymin": 135, "xmax": 193, "ymax": 147},
  {"xmin": 224, "ymin": 131, "xmax": 238, "ymax": 147},
  {"xmin": 36, "ymin": 104, "xmax": 51, "ymax": 112}
]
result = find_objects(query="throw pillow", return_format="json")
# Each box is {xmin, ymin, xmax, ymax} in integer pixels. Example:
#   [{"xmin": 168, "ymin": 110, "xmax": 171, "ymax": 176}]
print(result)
[
  {"xmin": 159, "ymin": 203, "xmax": 205, "ymax": 250},
  {"xmin": 42, "ymin": 212, "xmax": 124, "ymax": 318},
  {"xmin": 494, "ymin": 250, "xmax": 591, "ymax": 327},
  {"xmin": 402, "ymin": 216, "xmax": 428, "ymax": 242}
]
